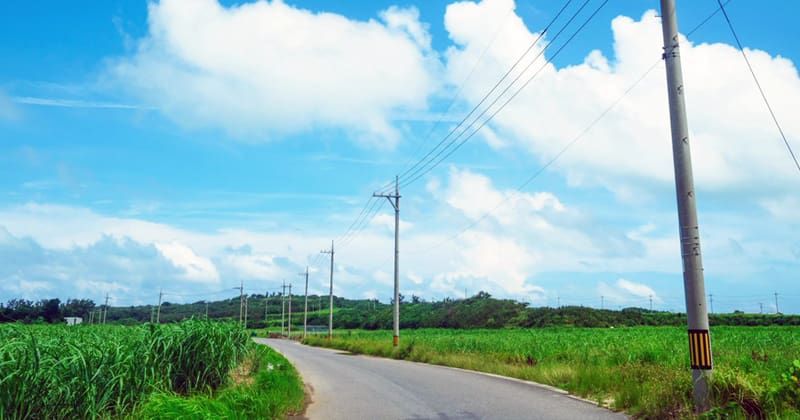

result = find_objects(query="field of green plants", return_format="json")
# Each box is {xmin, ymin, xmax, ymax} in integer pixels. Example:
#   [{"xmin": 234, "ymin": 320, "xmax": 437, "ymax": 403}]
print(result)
[
  {"xmin": 304, "ymin": 326, "xmax": 800, "ymax": 418},
  {"xmin": 0, "ymin": 320, "xmax": 303, "ymax": 419}
]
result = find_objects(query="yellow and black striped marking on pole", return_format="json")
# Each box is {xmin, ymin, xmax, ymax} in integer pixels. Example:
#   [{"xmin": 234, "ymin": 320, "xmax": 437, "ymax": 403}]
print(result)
[{"xmin": 688, "ymin": 329, "xmax": 712, "ymax": 370}]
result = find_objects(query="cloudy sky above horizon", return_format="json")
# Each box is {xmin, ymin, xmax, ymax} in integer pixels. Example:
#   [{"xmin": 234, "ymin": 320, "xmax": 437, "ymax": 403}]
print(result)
[{"xmin": 1, "ymin": 0, "xmax": 799, "ymax": 313}]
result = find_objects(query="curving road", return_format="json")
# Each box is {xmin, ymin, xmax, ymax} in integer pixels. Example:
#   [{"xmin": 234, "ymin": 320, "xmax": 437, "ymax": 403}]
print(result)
[{"xmin": 255, "ymin": 338, "xmax": 626, "ymax": 420}]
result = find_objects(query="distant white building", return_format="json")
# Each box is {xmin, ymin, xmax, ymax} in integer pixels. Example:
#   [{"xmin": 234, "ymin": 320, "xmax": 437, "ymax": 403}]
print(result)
[{"xmin": 65, "ymin": 317, "xmax": 83, "ymax": 326}]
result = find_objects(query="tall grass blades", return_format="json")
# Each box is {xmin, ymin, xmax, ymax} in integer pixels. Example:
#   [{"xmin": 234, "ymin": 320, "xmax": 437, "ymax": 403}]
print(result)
[{"xmin": 0, "ymin": 319, "xmax": 249, "ymax": 419}]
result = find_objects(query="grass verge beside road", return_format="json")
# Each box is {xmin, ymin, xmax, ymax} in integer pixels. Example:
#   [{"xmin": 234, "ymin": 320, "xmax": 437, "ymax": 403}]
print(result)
[
  {"xmin": 136, "ymin": 343, "xmax": 304, "ymax": 419},
  {"xmin": 303, "ymin": 326, "xmax": 800, "ymax": 419}
]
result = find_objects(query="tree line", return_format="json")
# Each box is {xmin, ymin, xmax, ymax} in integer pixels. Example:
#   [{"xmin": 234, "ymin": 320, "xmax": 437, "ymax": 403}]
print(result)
[{"xmin": 2, "ymin": 292, "xmax": 797, "ymax": 327}]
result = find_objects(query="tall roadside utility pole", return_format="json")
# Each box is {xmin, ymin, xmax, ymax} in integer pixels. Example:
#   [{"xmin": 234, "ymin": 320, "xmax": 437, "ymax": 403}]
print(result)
[
  {"xmin": 281, "ymin": 282, "xmax": 286, "ymax": 336},
  {"xmin": 374, "ymin": 176, "xmax": 401, "ymax": 347},
  {"xmin": 156, "ymin": 289, "xmax": 163, "ymax": 324},
  {"xmin": 321, "ymin": 241, "xmax": 335, "ymax": 339},
  {"xmin": 300, "ymin": 267, "xmax": 309, "ymax": 339},
  {"xmin": 244, "ymin": 295, "xmax": 249, "ymax": 328},
  {"xmin": 239, "ymin": 281, "xmax": 244, "ymax": 325},
  {"xmin": 287, "ymin": 284, "xmax": 292, "ymax": 338},
  {"xmin": 660, "ymin": 0, "xmax": 712, "ymax": 412},
  {"xmin": 265, "ymin": 292, "xmax": 269, "ymax": 330},
  {"xmin": 103, "ymin": 293, "xmax": 110, "ymax": 324}
]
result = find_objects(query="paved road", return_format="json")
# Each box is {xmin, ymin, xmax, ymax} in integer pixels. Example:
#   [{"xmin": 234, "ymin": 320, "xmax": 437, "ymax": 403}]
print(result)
[{"xmin": 255, "ymin": 338, "xmax": 626, "ymax": 420}]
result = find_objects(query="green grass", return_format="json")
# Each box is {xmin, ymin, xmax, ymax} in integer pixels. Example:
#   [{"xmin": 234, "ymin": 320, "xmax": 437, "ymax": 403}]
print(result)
[
  {"xmin": 0, "ymin": 320, "xmax": 250, "ymax": 419},
  {"xmin": 135, "ymin": 344, "xmax": 304, "ymax": 419},
  {"xmin": 304, "ymin": 326, "xmax": 800, "ymax": 419}
]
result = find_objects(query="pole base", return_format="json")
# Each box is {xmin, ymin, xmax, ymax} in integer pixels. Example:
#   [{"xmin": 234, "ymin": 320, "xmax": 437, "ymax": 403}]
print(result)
[{"xmin": 393, "ymin": 335, "xmax": 399, "ymax": 347}]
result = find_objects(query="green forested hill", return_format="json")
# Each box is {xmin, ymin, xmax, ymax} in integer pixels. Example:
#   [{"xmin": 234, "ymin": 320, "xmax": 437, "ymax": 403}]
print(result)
[{"xmin": 3, "ymin": 291, "xmax": 798, "ymax": 327}]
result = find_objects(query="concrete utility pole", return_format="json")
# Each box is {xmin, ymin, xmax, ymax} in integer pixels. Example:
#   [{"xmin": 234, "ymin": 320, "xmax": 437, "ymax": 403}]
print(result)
[
  {"xmin": 321, "ymin": 241, "xmax": 335, "ymax": 339},
  {"xmin": 374, "ymin": 176, "xmax": 401, "ymax": 347},
  {"xmin": 774, "ymin": 292, "xmax": 779, "ymax": 314},
  {"xmin": 265, "ymin": 292, "xmax": 269, "ymax": 330},
  {"xmin": 288, "ymin": 284, "xmax": 292, "ymax": 337},
  {"xmin": 244, "ymin": 295, "xmax": 249, "ymax": 327},
  {"xmin": 237, "ymin": 281, "xmax": 244, "ymax": 325},
  {"xmin": 557, "ymin": 296, "xmax": 560, "ymax": 308},
  {"xmin": 759, "ymin": 302, "xmax": 763, "ymax": 314},
  {"xmin": 600, "ymin": 295, "xmax": 604, "ymax": 310},
  {"xmin": 709, "ymin": 294, "xmax": 714, "ymax": 314},
  {"xmin": 300, "ymin": 267, "xmax": 309, "ymax": 338},
  {"xmin": 649, "ymin": 295, "xmax": 654, "ymax": 311},
  {"xmin": 102, "ymin": 293, "xmax": 109, "ymax": 324},
  {"xmin": 660, "ymin": 0, "xmax": 713, "ymax": 412},
  {"xmin": 156, "ymin": 289, "xmax": 163, "ymax": 324},
  {"xmin": 281, "ymin": 282, "xmax": 286, "ymax": 336}
]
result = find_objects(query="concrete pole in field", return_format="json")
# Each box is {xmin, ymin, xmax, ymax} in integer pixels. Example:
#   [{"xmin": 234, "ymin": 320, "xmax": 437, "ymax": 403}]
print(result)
[
  {"xmin": 649, "ymin": 295, "xmax": 653, "ymax": 311},
  {"xmin": 288, "ymin": 283, "xmax": 292, "ymax": 337},
  {"xmin": 239, "ymin": 280, "xmax": 244, "ymax": 325},
  {"xmin": 244, "ymin": 295, "xmax": 248, "ymax": 327},
  {"xmin": 374, "ymin": 176, "xmax": 401, "ymax": 347},
  {"xmin": 156, "ymin": 289, "xmax": 163, "ymax": 324},
  {"xmin": 102, "ymin": 293, "xmax": 109, "ymax": 324},
  {"xmin": 321, "ymin": 241, "xmax": 335, "ymax": 339},
  {"xmin": 300, "ymin": 267, "xmax": 309, "ymax": 338},
  {"xmin": 774, "ymin": 292, "xmax": 779, "ymax": 314},
  {"xmin": 660, "ymin": 0, "xmax": 712, "ymax": 411},
  {"xmin": 281, "ymin": 282, "xmax": 286, "ymax": 336},
  {"xmin": 265, "ymin": 292, "xmax": 269, "ymax": 330}
]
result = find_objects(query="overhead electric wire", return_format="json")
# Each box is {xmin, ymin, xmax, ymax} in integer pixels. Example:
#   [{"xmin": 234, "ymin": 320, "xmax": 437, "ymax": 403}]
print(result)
[
  {"xmin": 375, "ymin": 0, "xmax": 578, "ymax": 195},
  {"xmin": 399, "ymin": 0, "xmax": 610, "ymax": 189},
  {"xmin": 339, "ymin": 199, "xmax": 388, "ymax": 249},
  {"xmin": 714, "ymin": 0, "xmax": 799, "ymax": 173},
  {"xmin": 375, "ymin": 7, "xmax": 517, "ymax": 195},
  {"xmin": 401, "ymin": 0, "xmax": 733, "ymax": 257}
]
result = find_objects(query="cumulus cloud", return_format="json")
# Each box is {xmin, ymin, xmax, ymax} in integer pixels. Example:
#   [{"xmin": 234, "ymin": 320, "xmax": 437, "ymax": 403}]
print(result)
[
  {"xmin": 443, "ymin": 2, "xmax": 800, "ymax": 193},
  {"xmin": 154, "ymin": 241, "xmax": 220, "ymax": 283},
  {"xmin": 110, "ymin": 0, "xmax": 439, "ymax": 146},
  {"xmin": 597, "ymin": 278, "xmax": 660, "ymax": 307}
]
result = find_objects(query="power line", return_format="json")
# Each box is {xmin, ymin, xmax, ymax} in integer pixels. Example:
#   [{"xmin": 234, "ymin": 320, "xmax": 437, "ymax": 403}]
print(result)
[
  {"xmin": 714, "ymin": 0, "xmax": 799, "ymax": 173},
  {"xmin": 365, "ymin": 0, "xmax": 733, "ymax": 265},
  {"xmin": 396, "ymin": 0, "xmax": 598, "ymax": 191},
  {"xmin": 378, "ymin": 7, "xmax": 517, "ymax": 194},
  {"xmin": 377, "ymin": 0, "xmax": 580, "ymax": 195},
  {"xmin": 400, "ymin": 0, "xmax": 608, "ymax": 187}
]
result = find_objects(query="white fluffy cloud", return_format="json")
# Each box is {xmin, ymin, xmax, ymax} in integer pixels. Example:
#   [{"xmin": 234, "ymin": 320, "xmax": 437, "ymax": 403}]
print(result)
[
  {"xmin": 443, "ymin": 2, "xmax": 800, "ymax": 193},
  {"xmin": 154, "ymin": 241, "xmax": 219, "ymax": 283},
  {"xmin": 598, "ymin": 278, "xmax": 660, "ymax": 307},
  {"xmin": 111, "ymin": 0, "xmax": 439, "ymax": 146}
]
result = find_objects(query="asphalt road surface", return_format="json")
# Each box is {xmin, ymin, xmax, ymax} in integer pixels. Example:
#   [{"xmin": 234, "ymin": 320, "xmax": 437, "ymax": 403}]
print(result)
[{"xmin": 255, "ymin": 338, "xmax": 626, "ymax": 420}]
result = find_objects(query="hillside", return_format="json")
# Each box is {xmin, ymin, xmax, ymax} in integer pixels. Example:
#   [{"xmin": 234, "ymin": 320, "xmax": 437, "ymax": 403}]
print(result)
[{"xmin": 3, "ymin": 292, "xmax": 798, "ymax": 327}]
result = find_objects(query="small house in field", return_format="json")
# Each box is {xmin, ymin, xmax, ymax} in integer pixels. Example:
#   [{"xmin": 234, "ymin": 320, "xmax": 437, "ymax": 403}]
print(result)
[{"xmin": 65, "ymin": 317, "xmax": 83, "ymax": 326}]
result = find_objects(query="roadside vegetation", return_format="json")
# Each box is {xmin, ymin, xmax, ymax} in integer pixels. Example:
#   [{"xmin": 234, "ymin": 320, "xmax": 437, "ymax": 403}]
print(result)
[
  {"xmin": 304, "ymin": 327, "xmax": 800, "ymax": 418},
  {"xmin": 0, "ymin": 320, "xmax": 303, "ymax": 419},
  {"xmin": 3, "ymin": 292, "xmax": 797, "ymax": 328}
]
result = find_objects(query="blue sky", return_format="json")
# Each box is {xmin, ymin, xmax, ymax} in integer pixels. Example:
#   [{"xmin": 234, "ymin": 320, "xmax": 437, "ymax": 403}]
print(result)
[{"xmin": 1, "ymin": 0, "xmax": 799, "ymax": 313}]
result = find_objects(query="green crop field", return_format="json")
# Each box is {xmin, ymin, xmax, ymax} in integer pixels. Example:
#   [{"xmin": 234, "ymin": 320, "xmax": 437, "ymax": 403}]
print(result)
[
  {"xmin": 0, "ymin": 320, "xmax": 303, "ymax": 419},
  {"xmin": 304, "ymin": 326, "xmax": 800, "ymax": 418}
]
